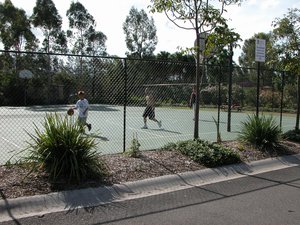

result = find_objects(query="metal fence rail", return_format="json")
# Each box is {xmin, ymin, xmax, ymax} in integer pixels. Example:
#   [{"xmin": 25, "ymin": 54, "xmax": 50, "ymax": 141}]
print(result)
[{"xmin": 0, "ymin": 50, "xmax": 297, "ymax": 165}]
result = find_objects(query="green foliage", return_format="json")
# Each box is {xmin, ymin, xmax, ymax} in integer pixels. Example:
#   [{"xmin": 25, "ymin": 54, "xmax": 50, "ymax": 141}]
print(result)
[
  {"xmin": 66, "ymin": 1, "xmax": 107, "ymax": 56},
  {"xmin": 31, "ymin": 0, "xmax": 65, "ymax": 53},
  {"xmin": 238, "ymin": 114, "xmax": 282, "ymax": 150},
  {"xmin": 125, "ymin": 133, "xmax": 141, "ymax": 158},
  {"xmin": 243, "ymin": 87, "xmax": 257, "ymax": 107},
  {"xmin": 123, "ymin": 6, "xmax": 157, "ymax": 58},
  {"xmin": 272, "ymin": 8, "xmax": 300, "ymax": 74},
  {"xmin": 259, "ymin": 89, "xmax": 281, "ymax": 109},
  {"xmin": 20, "ymin": 113, "xmax": 105, "ymax": 183},
  {"xmin": 201, "ymin": 85, "xmax": 219, "ymax": 105},
  {"xmin": 282, "ymin": 129, "xmax": 300, "ymax": 143},
  {"xmin": 163, "ymin": 139, "xmax": 240, "ymax": 168},
  {"xmin": 0, "ymin": 0, "xmax": 37, "ymax": 51},
  {"xmin": 161, "ymin": 142, "xmax": 177, "ymax": 151}
]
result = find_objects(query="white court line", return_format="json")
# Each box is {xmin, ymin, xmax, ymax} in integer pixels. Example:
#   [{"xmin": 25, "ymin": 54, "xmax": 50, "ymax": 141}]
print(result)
[{"xmin": 1, "ymin": 137, "xmax": 21, "ymax": 149}]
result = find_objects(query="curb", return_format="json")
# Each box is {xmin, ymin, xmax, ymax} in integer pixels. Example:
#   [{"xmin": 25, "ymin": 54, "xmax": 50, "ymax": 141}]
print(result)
[{"xmin": 1, "ymin": 153, "xmax": 300, "ymax": 222}]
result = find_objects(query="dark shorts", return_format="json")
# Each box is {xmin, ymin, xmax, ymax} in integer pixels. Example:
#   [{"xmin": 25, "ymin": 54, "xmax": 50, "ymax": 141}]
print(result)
[
  {"xmin": 143, "ymin": 106, "xmax": 155, "ymax": 119},
  {"xmin": 77, "ymin": 117, "xmax": 87, "ymax": 126}
]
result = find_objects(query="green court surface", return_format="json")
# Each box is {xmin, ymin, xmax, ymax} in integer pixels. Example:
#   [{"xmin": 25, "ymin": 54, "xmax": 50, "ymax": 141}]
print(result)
[{"xmin": 0, "ymin": 104, "xmax": 296, "ymax": 165}]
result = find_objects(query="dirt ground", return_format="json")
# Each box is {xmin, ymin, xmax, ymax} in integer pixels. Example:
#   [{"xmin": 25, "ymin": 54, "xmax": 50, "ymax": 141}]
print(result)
[{"xmin": 1, "ymin": 140, "xmax": 300, "ymax": 200}]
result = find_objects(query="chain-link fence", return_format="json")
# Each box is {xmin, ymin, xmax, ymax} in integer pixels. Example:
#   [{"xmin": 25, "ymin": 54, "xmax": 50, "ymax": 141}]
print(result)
[{"xmin": 0, "ymin": 50, "xmax": 298, "ymax": 165}]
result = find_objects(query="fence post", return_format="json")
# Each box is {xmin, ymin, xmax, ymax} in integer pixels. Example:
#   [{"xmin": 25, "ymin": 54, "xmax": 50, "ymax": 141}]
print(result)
[
  {"xmin": 280, "ymin": 71, "xmax": 285, "ymax": 128},
  {"xmin": 227, "ymin": 43, "xmax": 233, "ymax": 132},
  {"xmin": 123, "ymin": 58, "xmax": 128, "ymax": 153},
  {"xmin": 256, "ymin": 62, "xmax": 261, "ymax": 117},
  {"xmin": 296, "ymin": 75, "xmax": 300, "ymax": 130},
  {"xmin": 217, "ymin": 65, "xmax": 221, "ymax": 141}
]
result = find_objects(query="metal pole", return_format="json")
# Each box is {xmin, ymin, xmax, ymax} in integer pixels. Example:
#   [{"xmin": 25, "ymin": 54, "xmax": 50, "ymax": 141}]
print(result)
[
  {"xmin": 296, "ymin": 75, "xmax": 300, "ymax": 130},
  {"xmin": 194, "ymin": 34, "xmax": 201, "ymax": 139},
  {"xmin": 279, "ymin": 71, "xmax": 285, "ymax": 128},
  {"xmin": 123, "ymin": 59, "xmax": 128, "ymax": 152},
  {"xmin": 217, "ymin": 65, "xmax": 221, "ymax": 142},
  {"xmin": 227, "ymin": 43, "xmax": 233, "ymax": 132},
  {"xmin": 24, "ymin": 78, "xmax": 27, "ymax": 106},
  {"xmin": 256, "ymin": 62, "xmax": 261, "ymax": 117}
]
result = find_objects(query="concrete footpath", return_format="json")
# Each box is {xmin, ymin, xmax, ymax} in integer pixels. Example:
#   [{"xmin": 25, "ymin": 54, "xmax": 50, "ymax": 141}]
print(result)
[{"xmin": 1, "ymin": 154, "xmax": 300, "ymax": 223}]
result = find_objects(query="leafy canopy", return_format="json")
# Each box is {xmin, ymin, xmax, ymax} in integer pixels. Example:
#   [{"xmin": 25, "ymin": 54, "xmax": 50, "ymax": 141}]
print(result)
[{"xmin": 123, "ymin": 6, "xmax": 158, "ymax": 58}]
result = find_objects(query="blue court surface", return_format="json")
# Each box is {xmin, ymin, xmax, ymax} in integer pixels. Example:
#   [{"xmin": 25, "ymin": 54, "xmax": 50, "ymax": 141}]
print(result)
[{"xmin": 0, "ymin": 104, "xmax": 296, "ymax": 165}]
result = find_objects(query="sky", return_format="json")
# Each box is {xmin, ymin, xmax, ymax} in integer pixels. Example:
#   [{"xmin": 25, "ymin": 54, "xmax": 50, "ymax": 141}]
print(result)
[{"xmin": 2, "ymin": 0, "xmax": 300, "ymax": 63}]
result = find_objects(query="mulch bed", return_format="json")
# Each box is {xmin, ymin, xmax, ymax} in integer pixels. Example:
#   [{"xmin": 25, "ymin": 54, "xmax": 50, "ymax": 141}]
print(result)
[{"xmin": 1, "ymin": 140, "xmax": 300, "ymax": 200}]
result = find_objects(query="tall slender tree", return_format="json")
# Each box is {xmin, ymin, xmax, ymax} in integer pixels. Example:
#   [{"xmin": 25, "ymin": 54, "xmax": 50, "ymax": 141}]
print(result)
[
  {"xmin": 31, "ymin": 0, "xmax": 67, "ymax": 53},
  {"xmin": 149, "ymin": 0, "xmax": 244, "ymax": 138},
  {"xmin": 123, "ymin": 6, "xmax": 157, "ymax": 58},
  {"xmin": 67, "ymin": 1, "xmax": 94, "ymax": 55},
  {"xmin": 272, "ymin": 8, "xmax": 300, "ymax": 130},
  {"xmin": 0, "ymin": 0, "xmax": 37, "ymax": 51},
  {"xmin": 85, "ymin": 26, "xmax": 107, "ymax": 56}
]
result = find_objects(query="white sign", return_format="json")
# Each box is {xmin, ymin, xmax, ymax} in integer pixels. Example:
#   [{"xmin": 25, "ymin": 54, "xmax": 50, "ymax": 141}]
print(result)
[{"xmin": 255, "ymin": 38, "xmax": 266, "ymax": 62}]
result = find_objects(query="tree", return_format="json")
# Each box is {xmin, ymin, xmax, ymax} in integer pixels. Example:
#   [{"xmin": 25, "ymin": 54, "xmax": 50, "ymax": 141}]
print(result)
[
  {"xmin": 123, "ymin": 6, "xmax": 158, "ymax": 58},
  {"xmin": 0, "ymin": 0, "xmax": 37, "ymax": 51},
  {"xmin": 66, "ymin": 1, "xmax": 107, "ymax": 90},
  {"xmin": 31, "ymin": 0, "xmax": 67, "ymax": 53},
  {"xmin": 66, "ymin": 1, "xmax": 95, "ymax": 55},
  {"xmin": 239, "ymin": 32, "xmax": 280, "ymax": 88},
  {"xmin": 239, "ymin": 32, "xmax": 277, "ymax": 68},
  {"xmin": 85, "ymin": 26, "xmax": 107, "ymax": 56},
  {"xmin": 149, "ymin": 0, "xmax": 244, "ymax": 138},
  {"xmin": 66, "ymin": 1, "xmax": 106, "ymax": 55},
  {"xmin": 272, "ymin": 8, "xmax": 300, "ymax": 130}
]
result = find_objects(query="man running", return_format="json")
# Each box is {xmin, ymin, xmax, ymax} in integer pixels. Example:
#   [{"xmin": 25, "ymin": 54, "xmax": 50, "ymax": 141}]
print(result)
[{"xmin": 141, "ymin": 88, "xmax": 162, "ymax": 129}]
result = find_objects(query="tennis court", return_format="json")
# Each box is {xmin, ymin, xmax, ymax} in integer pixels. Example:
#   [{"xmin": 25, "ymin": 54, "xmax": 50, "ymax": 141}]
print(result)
[{"xmin": 0, "ymin": 104, "xmax": 296, "ymax": 165}]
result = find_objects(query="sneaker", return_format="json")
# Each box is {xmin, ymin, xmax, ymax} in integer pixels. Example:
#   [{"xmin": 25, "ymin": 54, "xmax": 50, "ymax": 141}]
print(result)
[
  {"xmin": 158, "ymin": 120, "xmax": 162, "ymax": 128},
  {"xmin": 87, "ymin": 124, "xmax": 92, "ymax": 131},
  {"xmin": 141, "ymin": 125, "xmax": 148, "ymax": 129}
]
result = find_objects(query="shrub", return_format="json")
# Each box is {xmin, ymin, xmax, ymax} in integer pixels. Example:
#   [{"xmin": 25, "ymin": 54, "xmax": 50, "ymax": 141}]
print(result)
[
  {"xmin": 163, "ymin": 139, "xmax": 240, "ymax": 167},
  {"xmin": 259, "ymin": 89, "xmax": 281, "ymax": 109},
  {"xmin": 238, "ymin": 114, "xmax": 282, "ymax": 150},
  {"xmin": 124, "ymin": 133, "xmax": 141, "ymax": 157},
  {"xmin": 282, "ymin": 129, "xmax": 300, "ymax": 143},
  {"xmin": 21, "ymin": 113, "xmax": 106, "ymax": 183}
]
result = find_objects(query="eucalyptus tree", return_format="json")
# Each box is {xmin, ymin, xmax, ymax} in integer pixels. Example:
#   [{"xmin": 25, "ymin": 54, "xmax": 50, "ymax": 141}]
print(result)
[
  {"xmin": 272, "ymin": 8, "xmax": 300, "ymax": 130},
  {"xmin": 66, "ymin": 1, "xmax": 107, "ymax": 91},
  {"xmin": 149, "ymin": 0, "xmax": 244, "ymax": 138},
  {"xmin": 123, "ymin": 6, "xmax": 158, "ymax": 59},
  {"xmin": 85, "ymin": 26, "xmax": 107, "ymax": 56},
  {"xmin": 0, "ymin": 0, "xmax": 37, "ymax": 51},
  {"xmin": 239, "ymin": 32, "xmax": 276, "ymax": 69},
  {"xmin": 31, "ymin": 0, "xmax": 67, "ymax": 53},
  {"xmin": 66, "ymin": 1, "xmax": 106, "ymax": 55}
]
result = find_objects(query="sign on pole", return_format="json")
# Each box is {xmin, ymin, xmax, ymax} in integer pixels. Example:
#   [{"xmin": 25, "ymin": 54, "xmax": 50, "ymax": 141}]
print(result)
[
  {"xmin": 255, "ymin": 38, "xmax": 266, "ymax": 62},
  {"xmin": 194, "ymin": 32, "xmax": 207, "ymax": 52}
]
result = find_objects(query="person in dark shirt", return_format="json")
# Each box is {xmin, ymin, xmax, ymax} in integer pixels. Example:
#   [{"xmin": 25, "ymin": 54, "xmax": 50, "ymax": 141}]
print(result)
[{"xmin": 189, "ymin": 86, "xmax": 197, "ymax": 120}]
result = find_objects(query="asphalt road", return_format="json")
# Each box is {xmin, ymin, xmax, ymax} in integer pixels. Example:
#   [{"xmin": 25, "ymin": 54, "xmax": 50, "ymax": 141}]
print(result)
[{"xmin": 1, "ymin": 166, "xmax": 300, "ymax": 225}]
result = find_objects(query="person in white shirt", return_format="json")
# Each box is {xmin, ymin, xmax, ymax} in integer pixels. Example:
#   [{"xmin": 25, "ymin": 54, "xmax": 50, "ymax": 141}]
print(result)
[{"xmin": 73, "ymin": 91, "xmax": 91, "ymax": 132}]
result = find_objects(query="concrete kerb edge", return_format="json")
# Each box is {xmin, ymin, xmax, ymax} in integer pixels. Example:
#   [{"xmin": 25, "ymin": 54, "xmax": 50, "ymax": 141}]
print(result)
[{"xmin": 1, "ymin": 153, "xmax": 300, "ymax": 222}]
